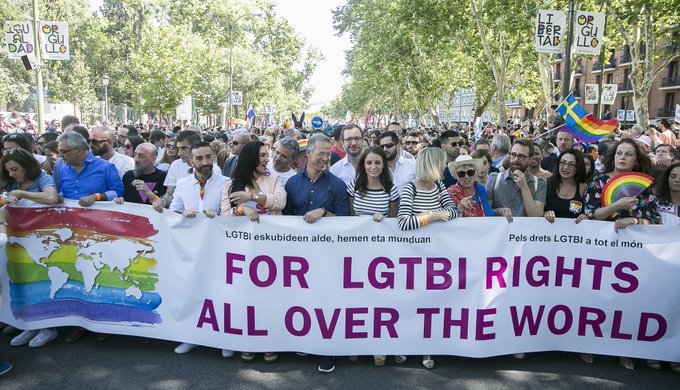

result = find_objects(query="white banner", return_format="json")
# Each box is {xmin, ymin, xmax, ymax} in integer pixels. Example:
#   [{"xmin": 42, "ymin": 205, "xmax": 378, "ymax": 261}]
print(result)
[
  {"xmin": 231, "ymin": 91, "xmax": 243, "ymax": 106},
  {"xmin": 602, "ymin": 84, "xmax": 617, "ymax": 105},
  {"xmin": 584, "ymin": 84, "xmax": 598, "ymax": 104},
  {"xmin": 39, "ymin": 21, "xmax": 69, "ymax": 60},
  {"xmin": 573, "ymin": 12, "xmax": 606, "ymax": 55},
  {"xmin": 675, "ymin": 104, "xmax": 680, "ymax": 123},
  {"xmin": 2, "ymin": 21, "xmax": 34, "ymax": 59},
  {"xmin": 176, "ymin": 96, "xmax": 192, "ymax": 121},
  {"xmin": 535, "ymin": 10, "xmax": 566, "ymax": 53},
  {"xmin": 2, "ymin": 202, "xmax": 679, "ymax": 361}
]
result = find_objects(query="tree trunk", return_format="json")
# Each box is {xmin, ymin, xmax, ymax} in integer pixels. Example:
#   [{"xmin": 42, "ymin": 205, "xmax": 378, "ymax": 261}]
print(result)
[{"xmin": 537, "ymin": 53, "xmax": 556, "ymax": 118}]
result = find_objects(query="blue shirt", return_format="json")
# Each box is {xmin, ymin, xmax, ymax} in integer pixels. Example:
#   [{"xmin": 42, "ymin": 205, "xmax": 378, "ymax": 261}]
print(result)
[
  {"xmin": 473, "ymin": 182, "xmax": 495, "ymax": 217},
  {"xmin": 8, "ymin": 171, "xmax": 54, "ymax": 193},
  {"xmin": 283, "ymin": 168, "xmax": 349, "ymax": 216},
  {"xmin": 57, "ymin": 152, "xmax": 124, "ymax": 200}
]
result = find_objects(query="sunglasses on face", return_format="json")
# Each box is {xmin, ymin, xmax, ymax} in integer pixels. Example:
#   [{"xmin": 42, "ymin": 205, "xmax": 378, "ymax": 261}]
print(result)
[
  {"xmin": 404, "ymin": 141, "xmax": 418, "ymax": 145},
  {"xmin": 124, "ymin": 144, "xmax": 133, "ymax": 149},
  {"xmin": 380, "ymin": 143, "xmax": 395, "ymax": 149},
  {"xmin": 456, "ymin": 169, "xmax": 477, "ymax": 178},
  {"xmin": 450, "ymin": 141, "xmax": 465, "ymax": 147}
]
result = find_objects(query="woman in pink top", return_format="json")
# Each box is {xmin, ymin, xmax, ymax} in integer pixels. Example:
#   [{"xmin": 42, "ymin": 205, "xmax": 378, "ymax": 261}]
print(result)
[{"xmin": 221, "ymin": 140, "xmax": 286, "ymax": 222}]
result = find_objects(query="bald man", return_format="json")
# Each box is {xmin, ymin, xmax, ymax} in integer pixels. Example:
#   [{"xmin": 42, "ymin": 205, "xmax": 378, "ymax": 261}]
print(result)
[
  {"xmin": 222, "ymin": 132, "xmax": 252, "ymax": 177},
  {"xmin": 89, "ymin": 126, "xmax": 135, "ymax": 178},
  {"xmin": 115, "ymin": 143, "xmax": 167, "ymax": 205}
]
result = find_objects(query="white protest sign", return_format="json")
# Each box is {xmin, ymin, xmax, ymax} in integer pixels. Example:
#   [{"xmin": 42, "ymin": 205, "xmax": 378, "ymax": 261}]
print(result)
[
  {"xmin": 231, "ymin": 91, "xmax": 243, "ymax": 106},
  {"xmin": 3, "ymin": 21, "xmax": 34, "ymax": 59},
  {"xmin": 616, "ymin": 110, "xmax": 625, "ymax": 121},
  {"xmin": 39, "ymin": 21, "xmax": 69, "ymax": 60},
  {"xmin": 2, "ymin": 203, "xmax": 679, "ymax": 362},
  {"xmin": 573, "ymin": 12, "xmax": 605, "ymax": 55},
  {"xmin": 585, "ymin": 84, "xmax": 598, "ymax": 104},
  {"xmin": 535, "ymin": 10, "xmax": 566, "ymax": 53},
  {"xmin": 675, "ymin": 104, "xmax": 680, "ymax": 124},
  {"xmin": 176, "ymin": 96, "xmax": 192, "ymax": 121},
  {"xmin": 602, "ymin": 84, "xmax": 617, "ymax": 105},
  {"xmin": 626, "ymin": 110, "xmax": 635, "ymax": 122}
]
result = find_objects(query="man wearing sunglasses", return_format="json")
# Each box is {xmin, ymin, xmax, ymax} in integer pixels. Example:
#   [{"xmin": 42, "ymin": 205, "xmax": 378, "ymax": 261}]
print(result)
[
  {"xmin": 89, "ymin": 127, "xmax": 135, "ymax": 179},
  {"xmin": 222, "ymin": 132, "xmax": 251, "ymax": 178},
  {"xmin": 378, "ymin": 131, "xmax": 416, "ymax": 194},
  {"xmin": 439, "ymin": 130, "xmax": 465, "ymax": 187}
]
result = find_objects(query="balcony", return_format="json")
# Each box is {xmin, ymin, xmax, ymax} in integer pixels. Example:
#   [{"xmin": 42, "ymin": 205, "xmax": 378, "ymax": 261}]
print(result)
[
  {"xmin": 657, "ymin": 108, "xmax": 676, "ymax": 117},
  {"xmin": 573, "ymin": 91, "xmax": 581, "ymax": 99},
  {"xmin": 618, "ymin": 81, "xmax": 632, "ymax": 92},
  {"xmin": 620, "ymin": 53, "xmax": 632, "ymax": 65},
  {"xmin": 553, "ymin": 73, "xmax": 561, "ymax": 81},
  {"xmin": 592, "ymin": 58, "xmax": 617, "ymax": 72},
  {"xmin": 661, "ymin": 76, "xmax": 680, "ymax": 88}
]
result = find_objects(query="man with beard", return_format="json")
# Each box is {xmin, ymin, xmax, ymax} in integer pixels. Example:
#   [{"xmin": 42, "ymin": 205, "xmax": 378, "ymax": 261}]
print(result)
[
  {"xmin": 115, "ymin": 143, "xmax": 167, "ymax": 205},
  {"xmin": 378, "ymin": 131, "xmax": 416, "ymax": 194},
  {"xmin": 541, "ymin": 129, "xmax": 574, "ymax": 172},
  {"xmin": 266, "ymin": 136, "xmax": 298, "ymax": 185},
  {"xmin": 403, "ymin": 131, "xmax": 425, "ymax": 157},
  {"xmin": 486, "ymin": 139, "xmax": 546, "ymax": 220},
  {"xmin": 89, "ymin": 126, "xmax": 135, "ymax": 178},
  {"xmin": 439, "ymin": 130, "xmax": 464, "ymax": 187},
  {"xmin": 330, "ymin": 124, "xmax": 364, "ymax": 185}
]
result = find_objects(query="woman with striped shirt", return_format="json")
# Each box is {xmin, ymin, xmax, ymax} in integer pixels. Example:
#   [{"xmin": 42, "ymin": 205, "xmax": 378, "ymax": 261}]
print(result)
[
  {"xmin": 396, "ymin": 147, "xmax": 458, "ymax": 369},
  {"xmin": 347, "ymin": 146, "xmax": 399, "ymax": 222}
]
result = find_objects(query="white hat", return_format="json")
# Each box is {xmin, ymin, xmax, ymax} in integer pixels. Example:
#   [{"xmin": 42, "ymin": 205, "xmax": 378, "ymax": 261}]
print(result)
[
  {"xmin": 448, "ymin": 154, "xmax": 483, "ymax": 174},
  {"xmin": 635, "ymin": 134, "xmax": 652, "ymax": 148}
]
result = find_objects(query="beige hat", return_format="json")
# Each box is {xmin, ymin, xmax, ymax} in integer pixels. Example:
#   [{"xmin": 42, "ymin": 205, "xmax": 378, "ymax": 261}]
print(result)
[{"xmin": 448, "ymin": 154, "xmax": 483, "ymax": 174}]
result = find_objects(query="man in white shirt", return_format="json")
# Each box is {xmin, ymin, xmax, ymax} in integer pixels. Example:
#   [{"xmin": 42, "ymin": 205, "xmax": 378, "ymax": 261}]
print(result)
[
  {"xmin": 89, "ymin": 126, "xmax": 135, "ymax": 178},
  {"xmin": 266, "ymin": 136, "xmax": 298, "ymax": 185},
  {"xmin": 330, "ymin": 124, "xmax": 364, "ymax": 185},
  {"xmin": 379, "ymin": 131, "xmax": 416, "ymax": 195},
  {"xmin": 169, "ymin": 141, "xmax": 233, "ymax": 358}
]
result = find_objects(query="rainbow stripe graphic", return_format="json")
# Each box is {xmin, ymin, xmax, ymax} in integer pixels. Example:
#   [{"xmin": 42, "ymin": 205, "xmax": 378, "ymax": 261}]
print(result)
[
  {"xmin": 5, "ymin": 207, "xmax": 162, "ymax": 325},
  {"xmin": 557, "ymin": 93, "xmax": 618, "ymax": 142},
  {"xmin": 601, "ymin": 172, "xmax": 654, "ymax": 207}
]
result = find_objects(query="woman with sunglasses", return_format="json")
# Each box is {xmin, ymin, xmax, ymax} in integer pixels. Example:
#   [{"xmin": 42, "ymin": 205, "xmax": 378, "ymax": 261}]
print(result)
[
  {"xmin": 0, "ymin": 148, "xmax": 60, "ymax": 348},
  {"xmin": 543, "ymin": 150, "xmax": 588, "ymax": 224},
  {"xmin": 157, "ymin": 139, "xmax": 179, "ymax": 171},
  {"xmin": 447, "ymin": 155, "xmax": 494, "ymax": 217},
  {"xmin": 123, "ymin": 135, "xmax": 144, "ymax": 158}
]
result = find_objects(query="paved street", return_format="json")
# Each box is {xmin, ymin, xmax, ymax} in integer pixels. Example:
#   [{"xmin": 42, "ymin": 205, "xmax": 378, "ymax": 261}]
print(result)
[{"xmin": 0, "ymin": 328, "xmax": 677, "ymax": 389}]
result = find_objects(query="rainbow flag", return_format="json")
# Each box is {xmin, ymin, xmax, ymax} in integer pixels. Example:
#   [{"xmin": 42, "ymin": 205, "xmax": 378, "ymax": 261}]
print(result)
[{"xmin": 557, "ymin": 93, "xmax": 618, "ymax": 142}]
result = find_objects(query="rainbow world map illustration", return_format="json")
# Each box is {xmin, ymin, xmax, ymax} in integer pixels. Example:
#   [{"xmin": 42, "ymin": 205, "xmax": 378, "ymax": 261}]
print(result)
[{"xmin": 5, "ymin": 207, "xmax": 162, "ymax": 325}]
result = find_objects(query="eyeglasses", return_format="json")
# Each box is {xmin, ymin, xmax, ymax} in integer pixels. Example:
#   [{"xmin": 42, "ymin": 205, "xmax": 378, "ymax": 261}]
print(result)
[
  {"xmin": 166, "ymin": 144, "xmax": 177, "ymax": 149},
  {"xmin": 343, "ymin": 137, "xmax": 363, "ymax": 143},
  {"xmin": 509, "ymin": 152, "xmax": 529, "ymax": 160},
  {"xmin": 89, "ymin": 139, "xmax": 109, "ymax": 145},
  {"xmin": 456, "ymin": 169, "xmax": 476, "ymax": 178},
  {"xmin": 404, "ymin": 141, "xmax": 419, "ymax": 145},
  {"xmin": 58, "ymin": 147, "xmax": 77, "ymax": 155},
  {"xmin": 559, "ymin": 161, "xmax": 578, "ymax": 168},
  {"xmin": 450, "ymin": 141, "xmax": 465, "ymax": 147},
  {"xmin": 230, "ymin": 141, "xmax": 240, "ymax": 146},
  {"xmin": 380, "ymin": 143, "xmax": 395, "ymax": 149},
  {"xmin": 124, "ymin": 144, "xmax": 133, "ymax": 149}
]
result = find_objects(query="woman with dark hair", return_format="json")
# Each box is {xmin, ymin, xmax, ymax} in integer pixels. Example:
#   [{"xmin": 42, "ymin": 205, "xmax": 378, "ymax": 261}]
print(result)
[
  {"xmin": 583, "ymin": 154, "xmax": 596, "ymax": 184},
  {"xmin": 347, "ymin": 146, "xmax": 398, "ymax": 223},
  {"xmin": 470, "ymin": 148, "xmax": 494, "ymax": 185},
  {"xmin": 220, "ymin": 141, "xmax": 286, "ymax": 363},
  {"xmin": 41, "ymin": 140, "xmax": 59, "ymax": 175},
  {"xmin": 583, "ymin": 138, "xmax": 659, "ymax": 370},
  {"xmin": 124, "ymin": 135, "xmax": 144, "ymax": 158},
  {"xmin": 0, "ymin": 148, "xmax": 59, "ymax": 205},
  {"xmin": 544, "ymin": 150, "xmax": 588, "ymax": 223},
  {"xmin": 0, "ymin": 148, "xmax": 59, "ymax": 348}
]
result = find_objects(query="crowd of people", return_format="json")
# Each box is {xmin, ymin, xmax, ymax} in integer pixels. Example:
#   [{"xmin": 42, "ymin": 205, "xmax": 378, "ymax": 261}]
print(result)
[{"xmin": 0, "ymin": 112, "xmax": 679, "ymax": 375}]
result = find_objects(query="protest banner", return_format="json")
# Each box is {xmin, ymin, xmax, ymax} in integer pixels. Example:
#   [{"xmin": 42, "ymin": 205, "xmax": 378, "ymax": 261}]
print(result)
[
  {"xmin": 39, "ymin": 21, "xmax": 69, "ymax": 60},
  {"xmin": 584, "ymin": 84, "xmax": 598, "ymax": 104},
  {"xmin": 2, "ymin": 21, "xmax": 34, "ymax": 59},
  {"xmin": 535, "ymin": 10, "xmax": 566, "ymax": 53},
  {"xmin": 1, "ymin": 202, "xmax": 678, "ymax": 361},
  {"xmin": 602, "ymin": 84, "xmax": 617, "ymax": 105},
  {"xmin": 573, "ymin": 12, "xmax": 605, "ymax": 56}
]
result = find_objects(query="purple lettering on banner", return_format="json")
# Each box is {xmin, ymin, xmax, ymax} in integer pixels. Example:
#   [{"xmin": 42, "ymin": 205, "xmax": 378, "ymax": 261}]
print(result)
[
  {"xmin": 345, "ymin": 307, "xmax": 369, "ymax": 339},
  {"xmin": 399, "ymin": 257, "xmax": 422, "ymax": 289},
  {"xmin": 611, "ymin": 310, "xmax": 633, "ymax": 340},
  {"xmin": 373, "ymin": 307, "xmax": 399, "ymax": 338},
  {"xmin": 223, "ymin": 303, "xmax": 243, "ymax": 335},
  {"xmin": 426, "ymin": 257, "xmax": 452, "ymax": 290},
  {"xmin": 283, "ymin": 256, "xmax": 310, "ymax": 288},
  {"xmin": 416, "ymin": 308, "xmax": 440, "ymax": 338},
  {"xmin": 510, "ymin": 305, "xmax": 545, "ymax": 336},
  {"xmin": 443, "ymin": 308, "xmax": 469, "ymax": 339},
  {"xmin": 315, "ymin": 308, "xmax": 341, "ymax": 339},
  {"xmin": 586, "ymin": 258, "xmax": 612, "ymax": 290},
  {"xmin": 247, "ymin": 306, "xmax": 267, "ymax": 336},
  {"xmin": 226, "ymin": 252, "xmax": 245, "ymax": 284},
  {"xmin": 512, "ymin": 256, "xmax": 521, "ymax": 287},
  {"xmin": 526, "ymin": 256, "xmax": 550, "ymax": 287},
  {"xmin": 458, "ymin": 257, "xmax": 467, "ymax": 289},
  {"xmin": 612, "ymin": 261, "xmax": 639, "ymax": 293},
  {"xmin": 476, "ymin": 308, "xmax": 496, "ymax": 340},
  {"xmin": 577, "ymin": 306, "xmax": 605, "ymax": 337},
  {"xmin": 196, "ymin": 298, "xmax": 219, "ymax": 331},
  {"xmin": 368, "ymin": 257, "xmax": 395, "ymax": 289},
  {"xmin": 343, "ymin": 257, "xmax": 364, "ymax": 288},
  {"xmin": 637, "ymin": 312, "xmax": 667, "ymax": 341},
  {"xmin": 555, "ymin": 256, "xmax": 582, "ymax": 288},
  {"xmin": 285, "ymin": 306, "xmax": 311, "ymax": 336},
  {"xmin": 486, "ymin": 257, "xmax": 507, "ymax": 289},
  {"xmin": 547, "ymin": 304, "xmax": 573, "ymax": 335},
  {"xmin": 250, "ymin": 255, "xmax": 277, "ymax": 287}
]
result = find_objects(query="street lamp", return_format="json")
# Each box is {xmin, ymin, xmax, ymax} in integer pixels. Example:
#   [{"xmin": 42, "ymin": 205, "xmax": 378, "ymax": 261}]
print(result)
[
  {"xmin": 102, "ymin": 74, "xmax": 110, "ymax": 123},
  {"xmin": 229, "ymin": 12, "xmax": 261, "ymax": 121}
]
